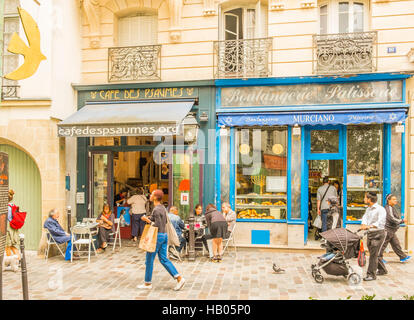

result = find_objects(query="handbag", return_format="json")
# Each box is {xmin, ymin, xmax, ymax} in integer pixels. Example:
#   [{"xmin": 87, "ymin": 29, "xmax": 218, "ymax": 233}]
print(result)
[
  {"xmin": 139, "ymin": 224, "xmax": 158, "ymax": 252},
  {"xmin": 9, "ymin": 204, "xmax": 27, "ymax": 230},
  {"xmin": 358, "ymin": 239, "xmax": 366, "ymax": 267},
  {"xmin": 164, "ymin": 208, "xmax": 180, "ymax": 247},
  {"xmin": 312, "ymin": 215, "xmax": 322, "ymax": 229}
]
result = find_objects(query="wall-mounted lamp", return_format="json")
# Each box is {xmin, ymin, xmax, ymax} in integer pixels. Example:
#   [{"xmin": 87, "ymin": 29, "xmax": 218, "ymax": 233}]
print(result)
[{"xmin": 293, "ymin": 124, "xmax": 301, "ymax": 136}]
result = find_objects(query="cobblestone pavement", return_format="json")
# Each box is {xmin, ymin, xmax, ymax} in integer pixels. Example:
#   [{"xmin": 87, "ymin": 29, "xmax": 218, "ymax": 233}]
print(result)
[{"xmin": 2, "ymin": 243, "xmax": 414, "ymax": 300}]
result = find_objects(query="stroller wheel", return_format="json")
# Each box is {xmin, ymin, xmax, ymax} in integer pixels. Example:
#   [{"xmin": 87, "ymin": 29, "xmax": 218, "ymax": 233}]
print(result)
[
  {"xmin": 314, "ymin": 273, "xmax": 324, "ymax": 284},
  {"xmin": 348, "ymin": 273, "xmax": 361, "ymax": 285}
]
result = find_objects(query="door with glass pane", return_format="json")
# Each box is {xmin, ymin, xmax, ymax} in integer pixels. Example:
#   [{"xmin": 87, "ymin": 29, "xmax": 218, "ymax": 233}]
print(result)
[{"xmin": 89, "ymin": 151, "xmax": 113, "ymax": 218}]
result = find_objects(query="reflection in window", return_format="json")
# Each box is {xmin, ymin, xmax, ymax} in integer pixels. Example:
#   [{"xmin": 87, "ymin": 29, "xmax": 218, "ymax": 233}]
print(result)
[
  {"xmin": 391, "ymin": 124, "xmax": 402, "ymax": 215},
  {"xmin": 346, "ymin": 125, "xmax": 383, "ymax": 221},
  {"xmin": 235, "ymin": 127, "xmax": 288, "ymax": 220},
  {"xmin": 92, "ymin": 137, "xmax": 120, "ymax": 146},
  {"xmin": 310, "ymin": 130, "xmax": 339, "ymax": 153}
]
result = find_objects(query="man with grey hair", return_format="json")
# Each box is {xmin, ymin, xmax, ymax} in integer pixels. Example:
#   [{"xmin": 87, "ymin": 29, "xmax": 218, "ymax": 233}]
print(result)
[
  {"xmin": 221, "ymin": 202, "xmax": 236, "ymax": 239},
  {"xmin": 44, "ymin": 209, "xmax": 77, "ymax": 261},
  {"xmin": 168, "ymin": 206, "xmax": 186, "ymax": 254}
]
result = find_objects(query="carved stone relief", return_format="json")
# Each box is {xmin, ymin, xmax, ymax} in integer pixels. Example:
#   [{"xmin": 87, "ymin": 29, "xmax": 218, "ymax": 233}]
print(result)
[{"xmin": 82, "ymin": 0, "xmax": 101, "ymax": 48}]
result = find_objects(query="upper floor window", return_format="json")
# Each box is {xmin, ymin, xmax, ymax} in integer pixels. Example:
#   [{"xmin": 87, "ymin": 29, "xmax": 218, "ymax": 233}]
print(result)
[
  {"xmin": 2, "ymin": 0, "xmax": 20, "ymax": 98},
  {"xmin": 319, "ymin": 1, "xmax": 367, "ymax": 34},
  {"xmin": 117, "ymin": 13, "xmax": 158, "ymax": 46},
  {"xmin": 220, "ymin": 1, "xmax": 267, "ymax": 40}
]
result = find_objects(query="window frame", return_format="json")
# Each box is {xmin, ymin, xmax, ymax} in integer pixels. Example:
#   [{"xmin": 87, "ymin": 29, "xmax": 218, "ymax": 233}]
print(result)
[
  {"xmin": 115, "ymin": 11, "xmax": 158, "ymax": 47},
  {"xmin": 318, "ymin": 0, "xmax": 370, "ymax": 34}
]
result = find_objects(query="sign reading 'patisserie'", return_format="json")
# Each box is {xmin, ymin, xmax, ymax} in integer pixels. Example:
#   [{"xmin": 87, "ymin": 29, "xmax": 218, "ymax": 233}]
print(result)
[{"xmin": 220, "ymin": 80, "xmax": 403, "ymax": 107}]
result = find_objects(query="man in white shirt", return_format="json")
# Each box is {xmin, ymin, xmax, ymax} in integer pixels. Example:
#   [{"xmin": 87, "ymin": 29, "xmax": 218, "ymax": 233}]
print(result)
[
  {"xmin": 317, "ymin": 177, "xmax": 337, "ymax": 232},
  {"xmin": 360, "ymin": 191, "xmax": 387, "ymax": 281},
  {"xmin": 127, "ymin": 189, "xmax": 148, "ymax": 242}
]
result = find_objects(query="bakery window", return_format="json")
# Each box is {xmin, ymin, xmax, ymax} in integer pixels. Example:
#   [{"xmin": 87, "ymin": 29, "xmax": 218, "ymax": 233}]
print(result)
[
  {"xmin": 235, "ymin": 126, "xmax": 288, "ymax": 221},
  {"xmin": 346, "ymin": 124, "xmax": 383, "ymax": 222}
]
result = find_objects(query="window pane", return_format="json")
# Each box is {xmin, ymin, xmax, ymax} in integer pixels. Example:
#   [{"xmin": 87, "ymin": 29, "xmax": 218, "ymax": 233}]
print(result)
[
  {"xmin": 236, "ymin": 127, "xmax": 288, "ymax": 220},
  {"xmin": 353, "ymin": 3, "xmax": 364, "ymax": 32},
  {"xmin": 320, "ymin": 5, "xmax": 328, "ymax": 34},
  {"xmin": 339, "ymin": 2, "xmax": 349, "ymax": 33},
  {"xmin": 291, "ymin": 130, "xmax": 301, "ymax": 219},
  {"xmin": 310, "ymin": 130, "xmax": 339, "ymax": 153},
  {"xmin": 92, "ymin": 137, "xmax": 120, "ymax": 146},
  {"xmin": 346, "ymin": 125, "xmax": 383, "ymax": 221},
  {"xmin": 220, "ymin": 132, "xmax": 230, "ymax": 204},
  {"xmin": 391, "ymin": 124, "xmax": 402, "ymax": 215},
  {"xmin": 118, "ymin": 14, "xmax": 158, "ymax": 46},
  {"xmin": 246, "ymin": 9, "xmax": 256, "ymax": 39}
]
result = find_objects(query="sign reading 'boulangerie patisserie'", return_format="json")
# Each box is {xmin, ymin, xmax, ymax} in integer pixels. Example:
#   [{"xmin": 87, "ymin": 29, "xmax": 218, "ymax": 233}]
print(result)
[{"xmin": 220, "ymin": 80, "xmax": 403, "ymax": 107}]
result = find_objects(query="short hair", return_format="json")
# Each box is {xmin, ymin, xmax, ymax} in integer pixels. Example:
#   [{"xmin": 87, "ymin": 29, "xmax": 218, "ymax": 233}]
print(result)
[
  {"xmin": 206, "ymin": 203, "xmax": 217, "ymax": 211},
  {"xmin": 366, "ymin": 191, "xmax": 377, "ymax": 203},
  {"xmin": 323, "ymin": 177, "xmax": 330, "ymax": 184},
  {"xmin": 120, "ymin": 188, "xmax": 128, "ymax": 194},
  {"xmin": 152, "ymin": 189, "xmax": 164, "ymax": 201},
  {"xmin": 169, "ymin": 206, "xmax": 178, "ymax": 212},
  {"xmin": 195, "ymin": 204, "xmax": 202, "ymax": 210},
  {"xmin": 49, "ymin": 208, "xmax": 58, "ymax": 217},
  {"xmin": 386, "ymin": 193, "xmax": 396, "ymax": 204}
]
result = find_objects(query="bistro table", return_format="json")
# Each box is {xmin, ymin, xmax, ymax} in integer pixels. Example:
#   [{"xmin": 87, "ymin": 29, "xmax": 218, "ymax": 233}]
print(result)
[{"xmin": 182, "ymin": 223, "xmax": 206, "ymax": 258}]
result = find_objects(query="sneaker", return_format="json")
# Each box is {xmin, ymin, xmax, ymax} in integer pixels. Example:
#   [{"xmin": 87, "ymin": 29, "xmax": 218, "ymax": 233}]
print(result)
[
  {"xmin": 137, "ymin": 283, "xmax": 152, "ymax": 289},
  {"xmin": 376, "ymin": 270, "xmax": 388, "ymax": 276},
  {"xmin": 382, "ymin": 259, "xmax": 387, "ymax": 264},
  {"xmin": 400, "ymin": 256, "xmax": 412, "ymax": 263},
  {"xmin": 363, "ymin": 275, "xmax": 376, "ymax": 281},
  {"xmin": 174, "ymin": 277, "xmax": 186, "ymax": 291}
]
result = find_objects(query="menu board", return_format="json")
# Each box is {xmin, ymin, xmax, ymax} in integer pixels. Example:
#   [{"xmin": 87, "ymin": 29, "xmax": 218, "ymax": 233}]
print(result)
[
  {"xmin": 0, "ymin": 152, "xmax": 9, "ymax": 277},
  {"xmin": 266, "ymin": 176, "xmax": 287, "ymax": 192},
  {"xmin": 347, "ymin": 174, "xmax": 365, "ymax": 188}
]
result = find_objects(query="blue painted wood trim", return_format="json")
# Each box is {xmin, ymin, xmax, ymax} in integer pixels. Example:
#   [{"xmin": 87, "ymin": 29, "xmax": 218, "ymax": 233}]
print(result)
[
  {"xmin": 301, "ymin": 126, "xmax": 308, "ymax": 244},
  {"xmin": 237, "ymin": 219, "xmax": 287, "ymax": 223},
  {"xmin": 215, "ymin": 72, "xmax": 412, "ymax": 87},
  {"xmin": 346, "ymin": 220, "xmax": 362, "ymax": 225},
  {"xmin": 343, "ymin": 126, "xmax": 348, "ymax": 227},
  {"xmin": 383, "ymin": 124, "xmax": 392, "ymax": 206},
  {"xmin": 287, "ymin": 221, "xmax": 306, "ymax": 225},
  {"xmin": 216, "ymin": 129, "xmax": 221, "ymax": 207},
  {"xmin": 402, "ymin": 123, "xmax": 406, "ymax": 217},
  {"xmin": 216, "ymin": 103, "xmax": 410, "ymax": 113},
  {"xmin": 403, "ymin": 79, "xmax": 407, "ymax": 103},
  {"xmin": 229, "ymin": 127, "xmax": 236, "ymax": 210},
  {"xmin": 287, "ymin": 126, "xmax": 292, "ymax": 221},
  {"xmin": 216, "ymin": 87, "xmax": 222, "ymax": 109}
]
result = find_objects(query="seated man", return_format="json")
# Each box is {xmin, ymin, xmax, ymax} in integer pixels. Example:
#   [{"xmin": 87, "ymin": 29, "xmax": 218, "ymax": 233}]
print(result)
[
  {"xmin": 168, "ymin": 206, "xmax": 186, "ymax": 254},
  {"xmin": 44, "ymin": 208, "xmax": 77, "ymax": 261}
]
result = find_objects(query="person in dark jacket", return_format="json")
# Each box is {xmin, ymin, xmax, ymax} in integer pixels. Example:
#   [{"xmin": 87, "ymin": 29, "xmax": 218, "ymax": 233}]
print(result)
[
  {"xmin": 379, "ymin": 194, "xmax": 411, "ymax": 265},
  {"xmin": 204, "ymin": 203, "xmax": 228, "ymax": 262},
  {"xmin": 44, "ymin": 208, "xmax": 77, "ymax": 261}
]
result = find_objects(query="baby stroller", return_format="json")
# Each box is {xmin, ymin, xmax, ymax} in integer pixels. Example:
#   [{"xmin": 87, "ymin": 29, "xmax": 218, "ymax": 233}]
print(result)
[{"xmin": 311, "ymin": 228, "xmax": 362, "ymax": 285}]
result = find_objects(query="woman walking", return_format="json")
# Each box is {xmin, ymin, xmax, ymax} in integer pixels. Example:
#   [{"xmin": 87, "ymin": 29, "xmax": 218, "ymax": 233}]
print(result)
[
  {"xmin": 137, "ymin": 189, "xmax": 185, "ymax": 291},
  {"xmin": 379, "ymin": 194, "xmax": 411, "ymax": 266},
  {"xmin": 204, "ymin": 203, "xmax": 228, "ymax": 262}
]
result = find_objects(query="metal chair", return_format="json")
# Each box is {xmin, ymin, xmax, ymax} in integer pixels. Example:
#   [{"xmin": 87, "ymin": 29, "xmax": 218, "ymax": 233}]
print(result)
[
  {"xmin": 108, "ymin": 218, "xmax": 122, "ymax": 251},
  {"xmin": 44, "ymin": 229, "xmax": 66, "ymax": 261},
  {"xmin": 222, "ymin": 224, "xmax": 237, "ymax": 257},
  {"xmin": 71, "ymin": 225, "xmax": 97, "ymax": 263}
]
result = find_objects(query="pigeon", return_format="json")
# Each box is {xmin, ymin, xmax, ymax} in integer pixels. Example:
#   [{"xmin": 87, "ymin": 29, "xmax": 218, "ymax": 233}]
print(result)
[{"xmin": 272, "ymin": 262, "xmax": 285, "ymax": 274}]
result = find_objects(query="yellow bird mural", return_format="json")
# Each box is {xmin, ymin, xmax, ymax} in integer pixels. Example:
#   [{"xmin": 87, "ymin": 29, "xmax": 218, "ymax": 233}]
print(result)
[{"xmin": 4, "ymin": 7, "xmax": 46, "ymax": 81}]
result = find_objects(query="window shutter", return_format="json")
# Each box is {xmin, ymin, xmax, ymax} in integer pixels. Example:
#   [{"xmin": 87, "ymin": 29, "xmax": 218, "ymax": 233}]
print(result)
[{"xmin": 118, "ymin": 14, "xmax": 158, "ymax": 46}]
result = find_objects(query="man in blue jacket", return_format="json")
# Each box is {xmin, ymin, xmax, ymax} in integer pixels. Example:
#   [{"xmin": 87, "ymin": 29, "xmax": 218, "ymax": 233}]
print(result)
[
  {"xmin": 44, "ymin": 208, "xmax": 77, "ymax": 261},
  {"xmin": 168, "ymin": 206, "xmax": 186, "ymax": 254}
]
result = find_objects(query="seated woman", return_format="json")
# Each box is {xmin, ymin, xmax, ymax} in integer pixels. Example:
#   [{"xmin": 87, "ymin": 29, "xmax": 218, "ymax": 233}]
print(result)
[{"xmin": 96, "ymin": 203, "xmax": 115, "ymax": 253}]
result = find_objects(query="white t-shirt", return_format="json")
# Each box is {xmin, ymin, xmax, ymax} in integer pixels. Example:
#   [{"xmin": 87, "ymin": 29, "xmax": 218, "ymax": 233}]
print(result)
[{"xmin": 127, "ymin": 195, "xmax": 147, "ymax": 214}]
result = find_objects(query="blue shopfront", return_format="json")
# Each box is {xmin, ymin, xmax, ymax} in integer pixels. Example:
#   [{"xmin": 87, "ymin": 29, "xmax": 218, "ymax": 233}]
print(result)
[{"xmin": 215, "ymin": 73, "xmax": 411, "ymax": 247}]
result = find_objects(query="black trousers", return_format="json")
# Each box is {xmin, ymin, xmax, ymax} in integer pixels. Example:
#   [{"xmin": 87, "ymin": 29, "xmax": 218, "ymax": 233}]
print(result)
[
  {"xmin": 367, "ymin": 230, "xmax": 387, "ymax": 278},
  {"xmin": 98, "ymin": 227, "xmax": 112, "ymax": 248},
  {"xmin": 379, "ymin": 227, "xmax": 407, "ymax": 260},
  {"xmin": 131, "ymin": 213, "xmax": 146, "ymax": 238}
]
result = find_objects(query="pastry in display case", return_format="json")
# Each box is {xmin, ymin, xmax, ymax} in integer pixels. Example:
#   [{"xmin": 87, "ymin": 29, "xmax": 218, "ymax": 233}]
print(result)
[{"xmin": 236, "ymin": 192, "xmax": 287, "ymax": 220}]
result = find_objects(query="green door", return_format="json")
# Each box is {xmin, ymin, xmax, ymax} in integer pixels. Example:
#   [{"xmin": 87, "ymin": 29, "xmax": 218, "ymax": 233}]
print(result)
[{"xmin": 0, "ymin": 145, "xmax": 42, "ymax": 250}]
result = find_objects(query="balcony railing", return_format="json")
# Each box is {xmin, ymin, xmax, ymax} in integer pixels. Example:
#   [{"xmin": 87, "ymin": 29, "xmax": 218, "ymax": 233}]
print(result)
[
  {"xmin": 214, "ymin": 38, "xmax": 272, "ymax": 79},
  {"xmin": 108, "ymin": 45, "xmax": 161, "ymax": 82},
  {"xmin": 1, "ymin": 85, "xmax": 19, "ymax": 99},
  {"xmin": 313, "ymin": 31, "xmax": 377, "ymax": 75}
]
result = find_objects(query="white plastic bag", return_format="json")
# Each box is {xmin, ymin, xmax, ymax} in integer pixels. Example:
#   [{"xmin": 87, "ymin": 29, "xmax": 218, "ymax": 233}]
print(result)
[{"xmin": 313, "ymin": 215, "xmax": 322, "ymax": 229}]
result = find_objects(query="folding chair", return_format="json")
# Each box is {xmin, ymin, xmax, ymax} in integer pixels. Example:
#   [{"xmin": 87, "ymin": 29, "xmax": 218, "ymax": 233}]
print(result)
[
  {"xmin": 44, "ymin": 229, "xmax": 66, "ymax": 261},
  {"xmin": 71, "ymin": 225, "xmax": 97, "ymax": 263},
  {"xmin": 222, "ymin": 224, "xmax": 237, "ymax": 257},
  {"xmin": 108, "ymin": 218, "xmax": 122, "ymax": 252},
  {"xmin": 168, "ymin": 245, "xmax": 182, "ymax": 262}
]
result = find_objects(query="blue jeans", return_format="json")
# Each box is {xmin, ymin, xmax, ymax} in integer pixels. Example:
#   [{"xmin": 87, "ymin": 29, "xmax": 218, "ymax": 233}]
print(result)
[
  {"xmin": 145, "ymin": 233, "xmax": 180, "ymax": 284},
  {"xmin": 65, "ymin": 240, "xmax": 72, "ymax": 261},
  {"xmin": 321, "ymin": 209, "xmax": 329, "ymax": 232},
  {"xmin": 176, "ymin": 235, "xmax": 186, "ymax": 253}
]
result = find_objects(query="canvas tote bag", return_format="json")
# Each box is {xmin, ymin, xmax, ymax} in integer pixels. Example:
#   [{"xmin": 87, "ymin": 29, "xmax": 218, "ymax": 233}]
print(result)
[
  {"xmin": 139, "ymin": 224, "xmax": 158, "ymax": 252},
  {"xmin": 164, "ymin": 208, "xmax": 180, "ymax": 247}
]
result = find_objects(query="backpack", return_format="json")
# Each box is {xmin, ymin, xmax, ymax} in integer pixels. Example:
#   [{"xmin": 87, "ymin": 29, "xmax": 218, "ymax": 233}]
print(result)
[{"xmin": 8, "ymin": 204, "xmax": 27, "ymax": 230}]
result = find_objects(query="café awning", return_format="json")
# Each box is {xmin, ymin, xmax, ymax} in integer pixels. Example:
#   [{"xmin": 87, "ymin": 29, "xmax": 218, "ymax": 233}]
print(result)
[
  {"xmin": 217, "ymin": 108, "xmax": 407, "ymax": 127},
  {"xmin": 58, "ymin": 100, "xmax": 195, "ymax": 137}
]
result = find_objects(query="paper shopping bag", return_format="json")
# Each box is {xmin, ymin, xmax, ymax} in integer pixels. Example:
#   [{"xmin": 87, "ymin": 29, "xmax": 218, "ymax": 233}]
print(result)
[{"xmin": 139, "ymin": 224, "xmax": 158, "ymax": 252}]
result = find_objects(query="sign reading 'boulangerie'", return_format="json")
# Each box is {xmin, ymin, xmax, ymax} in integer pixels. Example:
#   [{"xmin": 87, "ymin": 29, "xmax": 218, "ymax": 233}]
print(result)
[{"xmin": 220, "ymin": 80, "xmax": 403, "ymax": 107}]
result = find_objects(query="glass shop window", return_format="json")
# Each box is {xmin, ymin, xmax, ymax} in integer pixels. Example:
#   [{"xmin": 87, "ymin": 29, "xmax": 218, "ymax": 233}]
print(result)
[
  {"xmin": 346, "ymin": 124, "xmax": 383, "ymax": 222},
  {"xmin": 92, "ymin": 137, "xmax": 121, "ymax": 146},
  {"xmin": 310, "ymin": 129, "xmax": 339, "ymax": 153},
  {"xmin": 235, "ymin": 127, "xmax": 288, "ymax": 220},
  {"xmin": 127, "ymin": 136, "xmax": 159, "ymax": 146}
]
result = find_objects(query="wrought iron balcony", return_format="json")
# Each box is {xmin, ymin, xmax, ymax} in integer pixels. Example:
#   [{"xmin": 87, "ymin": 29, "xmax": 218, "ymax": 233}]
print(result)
[
  {"xmin": 214, "ymin": 38, "xmax": 272, "ymax": 79},
  {"xmin": 313, "ymin": 31, "xmax": 377, "ymax": 75},
  {"xmin": 108, "ymin": 45, "xmax": 161, "ymax": 82},
  {"xmin": 1, "ymin": 85, "xmax": 19, "ymax": 99}
]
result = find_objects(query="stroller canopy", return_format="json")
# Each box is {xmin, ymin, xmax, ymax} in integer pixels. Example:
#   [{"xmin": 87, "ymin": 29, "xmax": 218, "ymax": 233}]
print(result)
[{"xmin": 320, "ymin": 228, "xmax": 361, "ymax": 258}]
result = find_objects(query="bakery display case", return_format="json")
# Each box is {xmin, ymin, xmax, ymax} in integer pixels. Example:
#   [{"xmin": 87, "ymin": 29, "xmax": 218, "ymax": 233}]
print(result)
[{"xmin": 236, "ymin": 192, "xmax": 287, "ymax": 220}]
